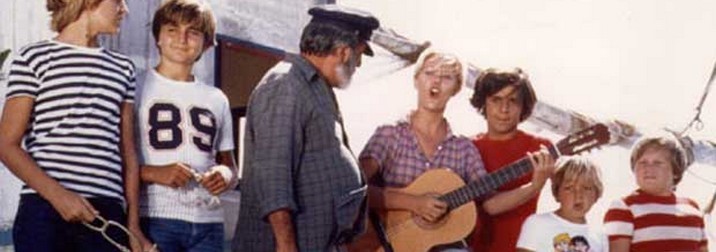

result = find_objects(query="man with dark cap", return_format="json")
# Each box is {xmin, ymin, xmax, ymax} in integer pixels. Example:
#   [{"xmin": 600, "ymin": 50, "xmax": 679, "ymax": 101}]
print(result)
[{"xmin": 234, "ymin": 4, "xmax": 380, "ymax": 252}]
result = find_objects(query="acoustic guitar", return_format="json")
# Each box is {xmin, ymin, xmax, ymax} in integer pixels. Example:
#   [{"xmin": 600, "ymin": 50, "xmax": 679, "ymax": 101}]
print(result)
[{"xmin": 347, "ymin": 123, "xmax": 610, "ymax": 252}]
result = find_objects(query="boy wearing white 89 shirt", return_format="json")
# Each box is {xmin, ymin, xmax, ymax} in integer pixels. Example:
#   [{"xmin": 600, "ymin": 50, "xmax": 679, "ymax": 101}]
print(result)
[{"xmin": 134, "ymin": 0, "xmax": 237, "ymax": 251}]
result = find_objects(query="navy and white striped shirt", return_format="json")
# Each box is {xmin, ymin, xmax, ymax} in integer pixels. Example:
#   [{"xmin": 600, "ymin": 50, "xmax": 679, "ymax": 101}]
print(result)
[{"xmin": 6, "ymin": 40, "xmax": 136, "ymax": 202}]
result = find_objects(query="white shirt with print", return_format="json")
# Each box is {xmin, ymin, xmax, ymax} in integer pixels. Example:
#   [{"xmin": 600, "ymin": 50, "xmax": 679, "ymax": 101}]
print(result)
[{"xmin": 516, "ymin": 212, "xmax": 607, "ymax": 252}]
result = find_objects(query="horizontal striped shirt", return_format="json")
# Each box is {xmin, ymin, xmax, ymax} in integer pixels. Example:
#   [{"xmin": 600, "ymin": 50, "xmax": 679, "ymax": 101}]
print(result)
[
  {"xmin": 603, "ymin": 189, "xmax": 707, "ymax": 251},
  {"xmin": 6, "ymin": 40, "xmax": 135, "ymax": 202}
]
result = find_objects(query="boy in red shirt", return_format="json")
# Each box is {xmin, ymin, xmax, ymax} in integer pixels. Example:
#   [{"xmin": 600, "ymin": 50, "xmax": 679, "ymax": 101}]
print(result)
[{"xmin": 468, "ymin": 68, "xmax": 556, "ymax": 251}]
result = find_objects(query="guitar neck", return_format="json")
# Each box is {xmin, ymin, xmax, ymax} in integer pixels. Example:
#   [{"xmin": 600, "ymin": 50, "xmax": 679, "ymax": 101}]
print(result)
[{"xmin": 439, "ymin": 144, "xmax": 559, "ymax": 210}]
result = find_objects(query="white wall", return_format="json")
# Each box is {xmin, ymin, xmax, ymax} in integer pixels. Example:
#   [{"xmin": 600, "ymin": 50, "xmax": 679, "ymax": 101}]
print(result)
[{"xmin": 0, "ymin": 0, "xmax": 55, "ymax": 229}]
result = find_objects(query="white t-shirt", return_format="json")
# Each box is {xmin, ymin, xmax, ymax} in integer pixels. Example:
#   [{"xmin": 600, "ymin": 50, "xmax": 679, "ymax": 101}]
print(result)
[
  {"xmin": 135, "ymin": 69, "xmax": 234, "ymax": 223},
  {"xmin": 516, "ymin": 212, "xmax": 608, "ymax": 252}
]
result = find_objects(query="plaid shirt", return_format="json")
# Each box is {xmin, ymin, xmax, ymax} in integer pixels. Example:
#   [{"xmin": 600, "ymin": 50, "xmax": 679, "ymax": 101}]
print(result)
[
  {"xmin": 360, "ymin": 119, "xmax": 487, "ymax": 187},
  {"xmin": 234, "ymin": 55, "xmax": 366, "ymax": 251}
]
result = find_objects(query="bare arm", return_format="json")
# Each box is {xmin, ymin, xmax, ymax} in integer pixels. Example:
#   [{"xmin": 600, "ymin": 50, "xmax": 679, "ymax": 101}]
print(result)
[
  {"xmin": 268, "ymin": 209, "xmax": 298, "ymax": 252},
  {"xmin": 609, "ymin": 238, "xmax": 631, "ymax": 252},
  {"xmin": 0, "ymin": 97, "xmax": 96, "ymax": 222},
  {"xmin": 482, "ymin": 150, "xmax": 554, "ymax": 215},
  {"xmin": 121, "ymin": 102, "xmax": 141, "ymax": 227},
  {"xmin": 481, "ymin": 181, "xmax": 542, "ymax": 215},
  {"xmin": 119, "ymin": 102, "xmax": 153, "ymax": 251},
  {"xmin": 140, "ymin": 163, "xmax": 194, "ymax": 187}
]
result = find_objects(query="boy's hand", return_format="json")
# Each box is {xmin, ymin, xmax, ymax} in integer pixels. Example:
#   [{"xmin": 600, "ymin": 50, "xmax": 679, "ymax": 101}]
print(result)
[
  {"xmin": 48, "ymin": 188, "xmax": 98, "ymax": 222},
  {"xmin": 528, "ymin": 147, "xmax": 556, "ymax": 187},
  {"xmin": 147, "ymin": 163, "xmax": 194, "ymax": 188},
  {"xmin": 200, "ymin": 172, "xmax": 228, "ymax": 195},
  {"xmin": 127, "ymin": 224, "xmax": 155, "ymax": 252}
]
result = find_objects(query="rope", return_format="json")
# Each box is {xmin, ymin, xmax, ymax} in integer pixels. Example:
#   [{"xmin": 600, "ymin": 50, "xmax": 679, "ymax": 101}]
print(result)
[
  {"xmin": 675, "ymin": 59, "xmax": 716, "ymax": 195},
  {"xmin": 678, "ymin": 59, "xmax": 716, "ymax": 135},
  {"xmin": 686, "ymin": 168, "xmax": 716, "ymax": 186}
]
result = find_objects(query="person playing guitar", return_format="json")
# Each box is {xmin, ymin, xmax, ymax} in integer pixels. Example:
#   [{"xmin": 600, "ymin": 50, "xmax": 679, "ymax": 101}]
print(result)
[
  {"xmin": 469, "ymin": 68, "xmax": 557, "ymax": 252},
  {"xmin": 356, "ymin": 53, "xmax": 555, "ymax": 251}
]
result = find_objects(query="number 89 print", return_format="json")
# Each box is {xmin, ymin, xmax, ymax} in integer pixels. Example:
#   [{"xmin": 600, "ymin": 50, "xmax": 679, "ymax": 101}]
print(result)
[{"xmin": 147, "ymin": 102, "xmax": 217, "ymax": 152}]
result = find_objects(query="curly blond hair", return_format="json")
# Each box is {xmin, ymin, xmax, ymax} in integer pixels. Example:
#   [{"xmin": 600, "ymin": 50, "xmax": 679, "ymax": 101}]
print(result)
[{"xmin": 46, "ymin": 0, "xmax": 104, "ymax": 32}]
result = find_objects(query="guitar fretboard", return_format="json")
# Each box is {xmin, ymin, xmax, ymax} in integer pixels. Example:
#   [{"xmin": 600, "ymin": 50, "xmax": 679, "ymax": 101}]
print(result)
[{"xmin": 439, "ymin": 145, "xmax": 559, "ymax": 210}]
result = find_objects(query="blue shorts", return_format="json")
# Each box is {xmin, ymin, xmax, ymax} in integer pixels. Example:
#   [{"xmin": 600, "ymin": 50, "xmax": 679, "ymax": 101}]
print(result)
[
  {"xmin": 141, "ymin": 218, "xmax": 223, "ymax": 252},
  {"xmin": 13, "ymin": 194, "xmax": 128, "ymax": 252}
]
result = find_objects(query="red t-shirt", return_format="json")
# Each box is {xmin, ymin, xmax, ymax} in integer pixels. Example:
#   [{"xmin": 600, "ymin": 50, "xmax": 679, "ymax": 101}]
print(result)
[{"xmin": 469, "ymin": 130, "xmax": 551, "ymax": 252}]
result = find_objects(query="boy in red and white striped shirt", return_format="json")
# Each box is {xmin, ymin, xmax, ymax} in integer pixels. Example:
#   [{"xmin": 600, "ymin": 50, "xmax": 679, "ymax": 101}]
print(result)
[{"xmin": 603, "ymin": 135, "xmax": 707, "ymax": 252}]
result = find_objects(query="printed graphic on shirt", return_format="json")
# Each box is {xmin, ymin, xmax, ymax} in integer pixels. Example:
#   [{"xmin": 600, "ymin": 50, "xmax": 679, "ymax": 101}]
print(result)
[
  {"xmin": 553, "ymin": 233, "xmax": 591, "ymax": 252},
  {"xmin": 135, "ymin": 69, "xmax": 234, "ymax": 223},
  {"xmin": 147, "ymin": 102, "xmax": 217, "ymax": 152}
]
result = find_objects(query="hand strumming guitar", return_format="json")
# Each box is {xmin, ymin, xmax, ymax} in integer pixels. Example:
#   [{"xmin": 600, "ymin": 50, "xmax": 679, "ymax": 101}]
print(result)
[{"xmin": 409, "ymin": 194, "xmax": 448, "ymax": 222}]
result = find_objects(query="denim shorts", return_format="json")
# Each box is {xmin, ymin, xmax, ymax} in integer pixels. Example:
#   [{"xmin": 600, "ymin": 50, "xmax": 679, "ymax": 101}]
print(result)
[
  {"xmin": 13, "ymin": 194, "xmax": 128, "ymax": 252},
  {"xmin": 141, "ymin": 218, "xmax": 223, "ymax": 252}
]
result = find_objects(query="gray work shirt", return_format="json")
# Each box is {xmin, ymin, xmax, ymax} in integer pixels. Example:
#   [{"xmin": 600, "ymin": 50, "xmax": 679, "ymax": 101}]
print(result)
[{"xmin": 234, "ymin": 55, "xmax": 366, "ymax": 251}]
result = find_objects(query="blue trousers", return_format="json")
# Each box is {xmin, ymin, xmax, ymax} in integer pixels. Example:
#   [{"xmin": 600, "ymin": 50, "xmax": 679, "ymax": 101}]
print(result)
[
  {"xmin": 13, "ymin": 194, "xmax": 128, "ymax": 252},
  {"xmin": 141, "ymin": 218, "xmax": 223, "ymax": 252}
]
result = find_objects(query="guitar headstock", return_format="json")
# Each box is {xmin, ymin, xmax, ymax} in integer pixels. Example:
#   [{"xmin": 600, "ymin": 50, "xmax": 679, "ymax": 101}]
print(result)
[{"xmin": 555, "ymin": 123, "xmax": 610, "ymax": 156}]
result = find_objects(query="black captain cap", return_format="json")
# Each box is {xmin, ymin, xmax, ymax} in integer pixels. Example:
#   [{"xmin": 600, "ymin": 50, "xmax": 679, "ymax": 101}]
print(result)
[{"xmin": 308, "ymin": 4, "xmax": 380, "ymax": 56}]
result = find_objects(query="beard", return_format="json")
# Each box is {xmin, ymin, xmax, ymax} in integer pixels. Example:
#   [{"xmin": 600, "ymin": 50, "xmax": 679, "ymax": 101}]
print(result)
[{"xmin": 334, "ymin": 51, "xmax": 359, "ymax": 89}]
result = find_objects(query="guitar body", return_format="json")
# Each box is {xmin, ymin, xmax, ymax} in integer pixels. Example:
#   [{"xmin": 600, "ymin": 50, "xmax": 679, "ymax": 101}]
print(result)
[{"xmin": 347, "ymin": 169, "xmax": 477, "ymax": 252}]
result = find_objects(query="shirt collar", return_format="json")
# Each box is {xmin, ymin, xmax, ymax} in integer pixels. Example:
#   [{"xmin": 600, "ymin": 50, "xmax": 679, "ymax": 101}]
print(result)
[
  {"xmin": 287, "ymin": 54, "xmax": 321, "ymax": 83},
  {"xmin": 635, "ymin": 189, "xmax": 675, "ymax": 198}
]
